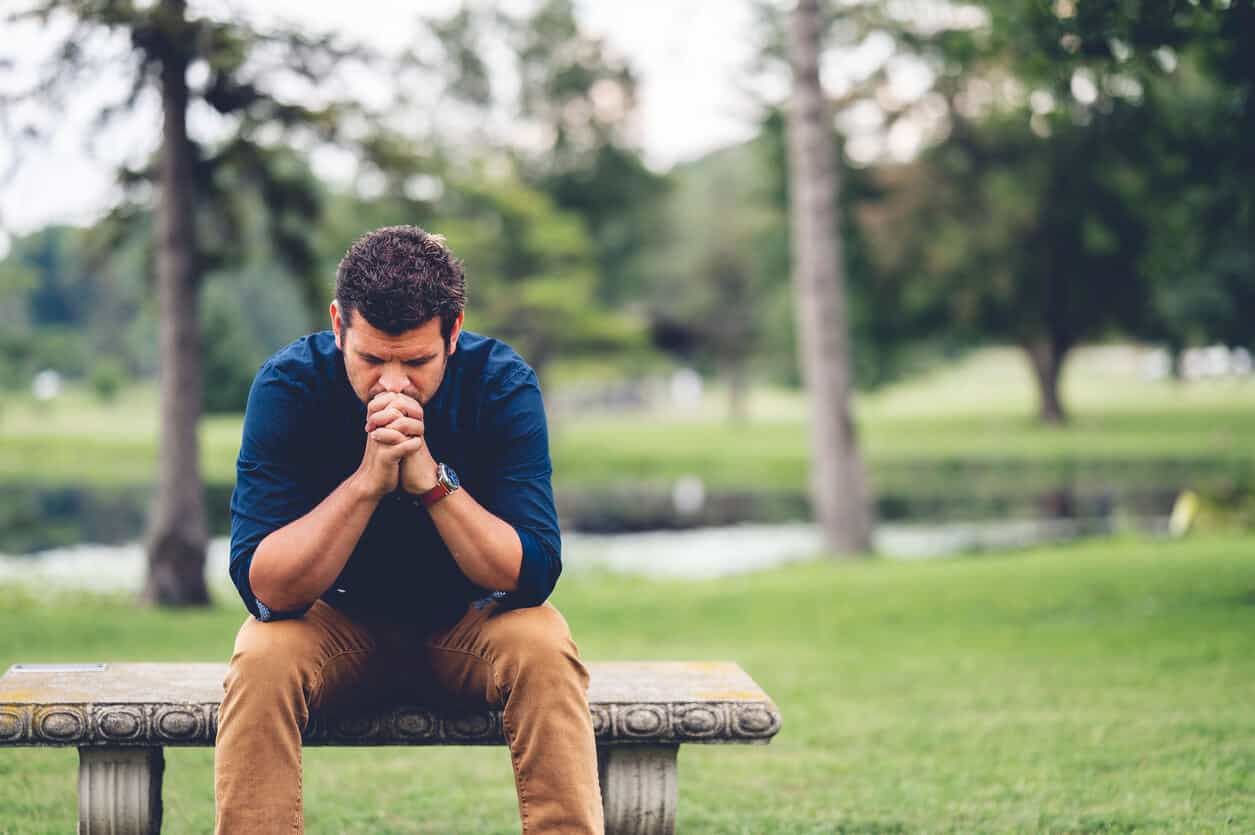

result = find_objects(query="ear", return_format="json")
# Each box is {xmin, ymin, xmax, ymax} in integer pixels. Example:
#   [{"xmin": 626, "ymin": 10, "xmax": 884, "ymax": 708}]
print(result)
[
  {"xmin": 448, "ymin": 311, "xmax": 465, "ymax": 355},
  {"xmin": 330, "ymin": 301, "xmax": 343, "ymax": 350}
]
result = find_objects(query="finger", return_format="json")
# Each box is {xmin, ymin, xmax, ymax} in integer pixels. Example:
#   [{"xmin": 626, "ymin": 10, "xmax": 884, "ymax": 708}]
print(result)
[
  {"xmin": 403, "ymin": 393, "xmax": 424, "ymax": 413},
  {"xmin": 366, "ymin": 410, "xmax": 425, "ymax": 433},
  {"xmin": 397, "ymin": 436, "xmax": 426, "ymax": 455},
  {"xmin": 367, "ymin": 393, "xmax": 399, "ymax": 414},
  {"xmin": 382, "ymin": 436, "xmax": 425, "ymax": 460},
  {"xmin": 382, "ymin": 416, "xmax": 425, "ymax": 437},
  {"xmin": 369, "ymin": 426, "xmax": 410, "ymax": 445},
  {"xmin": 365, "ymin": 407, "xmax": 404, "ymax": 430},
  {"xmin": 387, "ymin": 394, "xmax": 423, "ymax": 419}
]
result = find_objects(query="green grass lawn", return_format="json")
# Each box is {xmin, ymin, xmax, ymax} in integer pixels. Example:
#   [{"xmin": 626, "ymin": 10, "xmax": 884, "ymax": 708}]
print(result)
[
  {"xmin": 3, "ymin": 345, "xmax": 1254, "ymax": 492},
  {"xmin": 2, "ymin": 534, "xmax": 1252, "ymax": 833}
]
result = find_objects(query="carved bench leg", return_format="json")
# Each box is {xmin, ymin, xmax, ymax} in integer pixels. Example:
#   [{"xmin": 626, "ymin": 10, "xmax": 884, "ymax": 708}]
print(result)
[
  {"xmin": 78, "ymin": 747, "xmax": 164, "ymax": 835},
  {"xmin": 597, "ymin": 744, "xmax": 678, "ymax": 835}
]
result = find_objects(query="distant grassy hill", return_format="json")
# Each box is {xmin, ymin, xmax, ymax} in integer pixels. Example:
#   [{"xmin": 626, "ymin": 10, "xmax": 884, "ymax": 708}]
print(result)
[{"xmin": 2, "ymin": 345, "xmax": 1253, "ymax": 505}]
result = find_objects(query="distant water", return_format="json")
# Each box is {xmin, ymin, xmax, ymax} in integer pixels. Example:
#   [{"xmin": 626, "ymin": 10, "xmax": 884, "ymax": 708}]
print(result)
[{"xmin": 0, "ymin": 518, "xmax": 1146, "ymax": 595}]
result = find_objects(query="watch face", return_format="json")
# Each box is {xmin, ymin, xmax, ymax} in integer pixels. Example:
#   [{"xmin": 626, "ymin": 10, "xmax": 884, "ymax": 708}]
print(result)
[{"xmin": 439, "ymin": 463, "xmax": 460, "ymax": 491}]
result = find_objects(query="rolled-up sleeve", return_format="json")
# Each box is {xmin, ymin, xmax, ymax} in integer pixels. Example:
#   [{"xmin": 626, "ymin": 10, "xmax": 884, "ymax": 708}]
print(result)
[
  {"xmin": 480, "ymin": 368, "xmax": 561, "ymax": 609},
  {"xmin": 229, "ymin": 366, "xmax": 318, "ymax": 620}
]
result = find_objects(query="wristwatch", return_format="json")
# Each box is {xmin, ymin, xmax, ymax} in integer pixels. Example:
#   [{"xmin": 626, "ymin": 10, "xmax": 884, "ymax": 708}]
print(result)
[{"xmin": 419, "ymin": 463, "xmax": 461, "ymax": 508}]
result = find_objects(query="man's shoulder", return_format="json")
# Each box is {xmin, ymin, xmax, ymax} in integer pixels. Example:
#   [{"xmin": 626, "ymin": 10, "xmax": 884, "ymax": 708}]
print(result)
[
  {"xmin": 257, "ymin": 331, "xmax": 340, "ymax": 391},
  {"xmin": 456, "ymin": 330, "xmax": 537, "ymax": 390}
]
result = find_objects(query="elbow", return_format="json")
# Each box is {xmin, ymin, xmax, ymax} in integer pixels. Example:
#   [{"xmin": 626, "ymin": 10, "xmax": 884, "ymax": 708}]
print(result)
[
  {"xmin": 249, "ymin": 537, "xmax": 315, "ymax": 613},
  {"xmin": 499, "ymin": 558, "xmax": 523, "ymax": 594},
  {"xmin": 247, "ymin": 551, "xmax": 284, "ymax": 611},
  {"xmin": 486, "ymin": 531, "xmax": 525, "ymax": 593},
  {"xmin": 509, "ymin": 527, "xmax": 560, "ymax": 606}
]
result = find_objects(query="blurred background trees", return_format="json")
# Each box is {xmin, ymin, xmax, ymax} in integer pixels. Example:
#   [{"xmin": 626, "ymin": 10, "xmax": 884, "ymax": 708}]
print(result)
[
  {"xmin": 2, "ymin": 0, "xmax": 1254, "ymax": 589},
  {"xmin": 3, "ymin": 0, "xmax": 372, "ymax": 604}
]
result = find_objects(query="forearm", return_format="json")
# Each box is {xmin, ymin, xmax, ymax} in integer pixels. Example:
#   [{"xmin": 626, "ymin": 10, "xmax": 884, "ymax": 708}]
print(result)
[
  {"xmin": 249, "ymin": 473, "xmax": 381, "ymax": 611},
  {"xmin": 428, "ymin": 490, "xmax": 523, "ymax": 592}
]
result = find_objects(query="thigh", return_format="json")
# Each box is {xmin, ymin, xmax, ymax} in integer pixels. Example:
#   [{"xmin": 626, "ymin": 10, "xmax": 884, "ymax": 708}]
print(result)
[
  {"xmin": 229, "ymin": 600, "xmax": 399, "ymax": 714},
  {"xmin": 420, "ymin": 601, "xmax": 580, "ymax": 706}
]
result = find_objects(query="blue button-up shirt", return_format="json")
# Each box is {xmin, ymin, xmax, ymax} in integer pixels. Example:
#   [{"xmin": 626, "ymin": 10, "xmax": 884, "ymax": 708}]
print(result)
[{"xmin": 228, "ymin": 329, "xmax": 561, "ymax": 630}]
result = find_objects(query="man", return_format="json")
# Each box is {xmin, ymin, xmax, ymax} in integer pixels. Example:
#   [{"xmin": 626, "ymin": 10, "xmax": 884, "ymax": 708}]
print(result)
[{"xmin": 215, "ymin": 225, "xmax": 603, "ymax": 834}]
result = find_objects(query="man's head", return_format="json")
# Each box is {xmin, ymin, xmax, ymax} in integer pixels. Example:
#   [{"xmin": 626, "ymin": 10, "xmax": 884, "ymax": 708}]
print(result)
[{"xmin": 331, "ymin": 226, "xmax": 467, "ymax": 406}]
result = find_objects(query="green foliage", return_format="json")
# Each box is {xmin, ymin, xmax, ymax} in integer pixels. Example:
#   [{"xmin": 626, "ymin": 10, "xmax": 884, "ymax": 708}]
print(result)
[
  {"xmin": 1, "ymin": 0, "xmax": 378, "ymax": 403},
  {"xmin": 646, "ymin": 139, "xmax": 778, "ymax": 404},
  {"xmin": 967, "ymin": 1, "xmax": 1255, "ymax": 361},
  {"xmin": 8, "ymin": 226, "xmax": 90, "ymax": 328},
  {"xmin": 505, "ymin": 0, "xmax": 670, "ymax": 304},
  {"xmin": 432, "ymin": 173, "xmax": 649, "ymax": 380},
  {"xmin": 0, "ymin": 190, "xmax": 317, "ymax": 407},
  {"xmin": 2, "ymin": 1, "xmax": 667, "ymax": 414},
  {"xmin": 650, "ymin": 106, "xmax": 930, "ymax": 396},
  {"xmin": 88, "ymin": 359, "xmax": 124, "ymax": 403},
  {"xmin": 830, "ymin": 0, "xmax": 1255, "ymax": 421},
  {"xmin": 0, "ymin": 229, "xmax": 89, "ymax": 386},
  {"xmin": 1133, "ymin": 8, "xmax": 1255, "ymax": 352},
  {"xmin": 883, "ymin": 111, "xmax": 1149, "ymax": 348},
  {"xmin": 199, "ymin": 284, "xmax": 260, "ymax": 415},
  {"xmin": 0, "ymin": 535, "xmax": 1252, "ymax": 831},
  {"xmin": 508, "ymin": 0, "xmax": 636, "ymax": 164}
]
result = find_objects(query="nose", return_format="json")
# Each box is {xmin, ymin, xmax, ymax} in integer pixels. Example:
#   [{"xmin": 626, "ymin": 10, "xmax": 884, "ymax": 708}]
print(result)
[{"xmin": 380, "ymin": 365, "xmax": 408, "ymax": 393}]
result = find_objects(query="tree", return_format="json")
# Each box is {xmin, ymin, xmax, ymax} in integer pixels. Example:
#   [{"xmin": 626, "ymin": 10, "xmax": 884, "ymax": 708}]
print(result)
[
  {"xmin": 857, "ymin": 0, "xmax": 1246, "ymax": 423},
  {"xmin": 0, "ymin": 227, "xmax": 89, "ymax": 387},
  {"xmin": 313, "ymin": 155, "xmax": 647, "ymax": 394},
  {"xmin": 406, "ymin": 1, "xmax": 667, "ymax": 307},
  {"xmin": 505, "ymin": 0, "xmax": 669, "ymax": 305},
  {"xmin": 438, "ymin": 174, "xmax": 648, "ymax": 387},
  {"xmin": 1136, "ymin": 2, "xmax": 1255, "ymax": 359},
  {"xmin": 3, "ymin": 0, "xmax": 368, "ymax": 604},
  {"xmin": 645, "ymin": 130, "xmax": 834, "ymax": 422},
  {"xmin": 877, "ymin": 107, "xmax": 1149, "ymax": 424},
  {"xmin": 376, "ymin": 2, "xmax": 657, "ymax": 388},
  {"xmin": 787, "ymin": 0, "xmax": 874, "ymax": 553}
]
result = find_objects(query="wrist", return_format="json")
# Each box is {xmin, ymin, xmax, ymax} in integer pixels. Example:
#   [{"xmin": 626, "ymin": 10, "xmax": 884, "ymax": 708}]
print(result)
[
  {"xmin": 418, "ymin": 462, "xmax": 461, "ymax": 508},
  {"xmin": 402, "ymin": 459, "xmax": 439, "ymax": 494},
  {"xmin": 348, "ymin": 469, "xmax": 389, "ymax": 503}
]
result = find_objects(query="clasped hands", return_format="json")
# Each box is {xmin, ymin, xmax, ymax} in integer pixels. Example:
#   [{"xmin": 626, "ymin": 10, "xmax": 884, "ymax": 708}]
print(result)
[{"xmin": 355, "ymin": 392, "xmax": 439, "ymax": 499}]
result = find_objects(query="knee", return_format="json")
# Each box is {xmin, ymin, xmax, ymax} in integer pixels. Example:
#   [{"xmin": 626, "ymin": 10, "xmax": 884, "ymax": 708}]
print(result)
[
  {"xmin": 223, "ymin": 620, "xmax": 314, "ymax": 700},
  {"xmin": 491, "ymin": 606, "xmax": 588, "ymax": 692}
]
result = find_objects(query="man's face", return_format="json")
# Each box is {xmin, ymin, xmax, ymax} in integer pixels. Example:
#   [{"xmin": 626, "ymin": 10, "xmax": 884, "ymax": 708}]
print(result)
[{"xmin": 331, "ymin": 301, "xmax": 464, "ymax": 407}]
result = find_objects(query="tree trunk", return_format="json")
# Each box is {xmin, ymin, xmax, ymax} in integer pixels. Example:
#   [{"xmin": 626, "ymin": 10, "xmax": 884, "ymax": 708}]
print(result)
[
  {"xmin": 144, "ymin": 0, "xmax": 209, "ymax": 606},
  {"xmin": 1025, "ymin": 339, "xmax": 1068, "ymax": 426},
  {"xmin": 786, "ymin": 0, "xmax": 874, "ymax": 554}
]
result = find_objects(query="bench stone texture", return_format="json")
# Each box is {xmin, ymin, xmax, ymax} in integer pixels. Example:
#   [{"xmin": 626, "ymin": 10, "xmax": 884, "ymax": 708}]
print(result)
[{"xmin": 0, "ymin": 661, "xmax": 780, "ymax": 834}]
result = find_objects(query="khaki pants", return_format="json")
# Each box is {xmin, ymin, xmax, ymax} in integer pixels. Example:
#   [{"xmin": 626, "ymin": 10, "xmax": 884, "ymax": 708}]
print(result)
[{"xmin": 213, "ymin": 598, "xmax": 604, "ymax": 834}]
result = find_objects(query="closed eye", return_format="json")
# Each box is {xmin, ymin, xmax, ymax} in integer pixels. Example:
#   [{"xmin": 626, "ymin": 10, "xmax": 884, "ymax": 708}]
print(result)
[{"xmin": 357, "ymin": 352, "xmax": 436, "ymax": 366}]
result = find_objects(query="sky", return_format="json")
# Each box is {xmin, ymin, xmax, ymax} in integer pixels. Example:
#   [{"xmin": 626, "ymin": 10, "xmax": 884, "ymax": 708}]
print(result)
[{"xmin": 0, "ymin": 0, "xmax": 769, "ymax": 239}]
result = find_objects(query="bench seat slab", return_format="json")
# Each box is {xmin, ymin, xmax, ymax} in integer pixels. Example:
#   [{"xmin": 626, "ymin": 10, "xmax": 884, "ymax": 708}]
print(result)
[
  {"xmin": 1, "ymin": 661, "xmax": 779, "ymax": 835},
  {"xmin": 0, "ymin": 661, "xmax": 781, "ymax": 747}
]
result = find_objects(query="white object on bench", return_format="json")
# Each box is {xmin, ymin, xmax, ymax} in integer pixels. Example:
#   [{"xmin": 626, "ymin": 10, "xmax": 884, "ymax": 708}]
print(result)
[{"xmin": 0, "ymin": 661, "xmax": 781, "ymax": 835}]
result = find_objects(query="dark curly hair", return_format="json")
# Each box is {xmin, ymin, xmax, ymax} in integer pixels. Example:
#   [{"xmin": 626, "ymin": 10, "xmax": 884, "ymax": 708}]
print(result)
[{"xmin": 335, "ymin": 225, "xmax": 467, "ymax": 343}]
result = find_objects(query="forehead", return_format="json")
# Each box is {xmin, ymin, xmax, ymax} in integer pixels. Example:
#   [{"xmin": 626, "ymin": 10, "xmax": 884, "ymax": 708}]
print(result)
[{"xmin": 345, "ymin": 316, "xmax": 443, "ymax": 355}]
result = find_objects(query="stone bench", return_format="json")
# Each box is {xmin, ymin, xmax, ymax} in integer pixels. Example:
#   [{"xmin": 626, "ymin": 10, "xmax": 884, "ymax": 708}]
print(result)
[{"xmin": 0, "ymin": 661, "xmax": 781, "ymax": 834}]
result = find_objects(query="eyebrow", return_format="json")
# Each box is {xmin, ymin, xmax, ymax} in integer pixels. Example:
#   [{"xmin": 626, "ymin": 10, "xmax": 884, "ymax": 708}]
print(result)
[{"xmin": 357, "ymin": 349, "xmax": 439, "ymax": 363}]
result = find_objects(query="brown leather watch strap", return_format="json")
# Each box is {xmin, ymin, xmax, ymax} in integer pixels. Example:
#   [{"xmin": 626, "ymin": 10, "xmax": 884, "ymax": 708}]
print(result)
[{"xmin": 419, "ymin": 480, "xmax": 452, "ymax": 508}]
